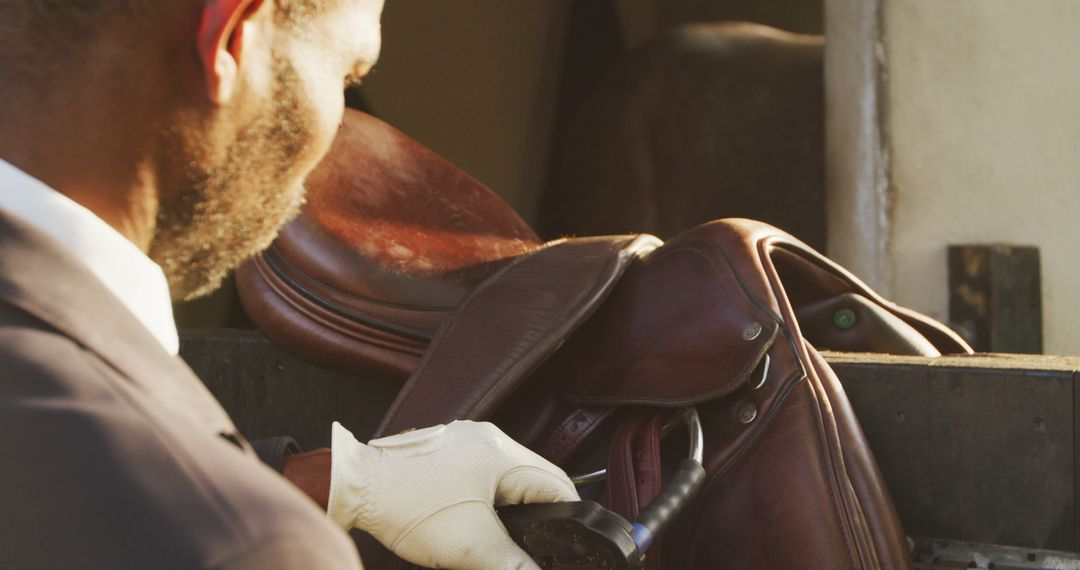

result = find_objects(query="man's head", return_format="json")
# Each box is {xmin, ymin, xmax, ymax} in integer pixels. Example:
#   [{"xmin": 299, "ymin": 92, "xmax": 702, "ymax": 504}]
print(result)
[{"xmin": 0, "ymin": 0, "xmax": 383, "ymax": 300}]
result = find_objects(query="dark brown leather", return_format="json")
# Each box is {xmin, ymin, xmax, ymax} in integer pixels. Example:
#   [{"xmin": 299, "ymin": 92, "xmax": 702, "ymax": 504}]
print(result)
[
  {"xmin": 601, "ymin": 412, "xmax": 666, "ymax": 568},
  {"xmin": 650, "ymin": 219, "xmax": 931, "ymax": 569},
  {"xmin": 797, "ymin": 292, "xmax": 941, "ymax": 356},
  {"xmin": 281, "ymin": 449, "xmax": 333, "ymax": 511},
  {"xmin": 236, "ymin": 251, "xmax": 433, "ymax": 379},
  {"xmin": 546, "ymin": 241, "xmax": 779, "ymax": 406},
  {"xmin": 376, "ymin": 235, "xmax": 660, "ymax": 436},
  {"xmin": 235, "ymin": 108, "xmax": 975, "ymax": 570},
  {"xmin": 635, "ymin": 415, "xmax": 665, "ymax": 570},
  {"xmin": 236, "ymin": 110, "xmax": 540, "ymax": 378},
  {"xmin": 606, "ymin": 413, "xmax": 653, "ymax": 521},
  {"xmin": 536, "ymin": 406, "xmax": 613, "ymax": 465},
  {"xmin": 806, "ymin": 342, "xmax": 911, "ymax": 569},
  {"xmin": 367, "ymin": 218, "xmax": 972, "ymax": 569},
  {"xmin": 766, "ymin": 245, "xmax": 970, "ymax": 355}
]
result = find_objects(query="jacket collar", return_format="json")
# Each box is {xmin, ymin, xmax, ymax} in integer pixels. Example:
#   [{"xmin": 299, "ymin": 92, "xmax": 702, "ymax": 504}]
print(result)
[{"xmin": 0, "ymin": 209, "xmax": 238, "ymax": 436}]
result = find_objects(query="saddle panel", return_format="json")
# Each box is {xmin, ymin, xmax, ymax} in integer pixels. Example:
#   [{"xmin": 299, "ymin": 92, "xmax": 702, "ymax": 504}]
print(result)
[
  {"xmin": 665, "ymin": 219, "xmax": 972, "ymax": 356},
  {"xmin": 542, "ymin": 240, "xmax": 780, "ymax": 408},
  {"xmin": 514, "ymin": 220, "xmax": 924, "ymax": 569}
]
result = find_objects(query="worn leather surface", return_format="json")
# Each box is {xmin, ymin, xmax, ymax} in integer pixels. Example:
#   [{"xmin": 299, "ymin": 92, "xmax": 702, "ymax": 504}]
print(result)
[
  {"xmin": 376, "ymin": 235, "xmax": 660, "ymax": 437},
  {"xmin": 765, "ymin": 240, "xmax": 970, "ymax": 355},
  {"xmin": 806, "ymin": 342, "xmax": 911, "ymax": 568},
  {"xmin": 234, "ymin": 107, "xmax": 974, "ymax": 570},
  {"xmin": 236, "ymin": 253, "xmax": 433, "ymax": 379},
  {"xmin": 652, "ymin": 219, "xmax": 944, "ymax": 569},
  {"xmin": 543, "ymin": 236, "xmax": 779, "ymax": 406},
  {"xmin": 797, "ymin": 292, "xmax": 941, "ymax": 356},
  {"xmin": 236, "ymin": 110, "xmax": 539, "ymax": 378},
  {"xmin": 536, "ymin": 406, "xmax": 613, "ymax": 465},
  {"xmin": 606, "ymin": 413, "xmax": 652, "ymax": 522},
  {"xmin": 369, "ymin": 219, "xmax": 967, "ymax": 569},
  {"xmin": 280, "ymin": 110, "xmax": 539, "ymax": 305}
]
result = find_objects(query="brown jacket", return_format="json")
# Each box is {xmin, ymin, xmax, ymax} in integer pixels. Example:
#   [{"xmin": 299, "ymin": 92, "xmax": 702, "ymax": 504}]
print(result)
[{"xmin": 0, "ymin": 211, "xmax": 362, "ymax": 569}]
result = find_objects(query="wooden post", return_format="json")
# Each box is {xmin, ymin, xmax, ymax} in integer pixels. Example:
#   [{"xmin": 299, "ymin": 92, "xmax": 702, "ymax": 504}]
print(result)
[{"xmin": 948, "ymin": 245, "xmax": 1043, "ymax": 354}]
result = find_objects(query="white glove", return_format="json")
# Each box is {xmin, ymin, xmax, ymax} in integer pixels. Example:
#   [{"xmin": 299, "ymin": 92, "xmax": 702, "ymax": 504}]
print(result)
[{"xmin": 327, "ymin": 420, "xmax": 580, "ymax": 570}]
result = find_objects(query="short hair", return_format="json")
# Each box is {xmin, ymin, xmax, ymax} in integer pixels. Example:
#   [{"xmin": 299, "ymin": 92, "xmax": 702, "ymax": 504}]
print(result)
[
  {"xmin": 0, "ymin": 0, "xmax": 326, "ymax": 97},
  {"xmin": 3, "ymin": 0, "xmax": 322, "ymax": 34}
]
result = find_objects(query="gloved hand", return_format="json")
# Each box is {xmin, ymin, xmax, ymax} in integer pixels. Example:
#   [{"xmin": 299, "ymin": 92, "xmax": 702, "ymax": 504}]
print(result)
[{"xmin": 327, "ymin": 420, "xmax": 580, "ymax": 570}]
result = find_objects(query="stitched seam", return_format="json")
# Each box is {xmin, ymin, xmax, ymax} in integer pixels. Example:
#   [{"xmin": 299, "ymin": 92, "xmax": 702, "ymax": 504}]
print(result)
[
  {"xmin": 466, "ymin": 244, "xmax": 637, "ymax": 418},
  {"xmin": 804, "ymin": 378, "xmax": 860, "ymax": 570},
  {"xmin": 540, "ymin": 408, "xmax": 611, "ymax": 464},
  {"xmin": 382, "ymin": 245, "xmax": 544, "ymax": 431},
  {"xmin": 386, "ymin": 238, "xmax": 648, "ymax": 433},
  {"xmin": 388, "ymin": 497, "xmax": 488, "ymax": 551},
  {"xmin": 805, "ymin": 343, "xmax": 877, "ymax": 568},
  {"xmin": 497, "ymin": 464, "xmax": 578, "ymax": 499}
]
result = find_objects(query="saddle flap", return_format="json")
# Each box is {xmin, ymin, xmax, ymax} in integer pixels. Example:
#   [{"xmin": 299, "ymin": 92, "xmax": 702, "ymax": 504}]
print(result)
[
  {"xmin": 376, "ymin": 235, "xmax": 662, "ymax": 437},
  {"xmin": 539, "ymin": 240, "xmax": 779, "ymax": 406}
]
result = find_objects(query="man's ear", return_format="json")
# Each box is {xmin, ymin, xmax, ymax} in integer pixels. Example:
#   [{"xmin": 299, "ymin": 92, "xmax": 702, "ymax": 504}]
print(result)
[{"xmin": 197, "ymin": 0, "xmax": 268, "ymax": 104}]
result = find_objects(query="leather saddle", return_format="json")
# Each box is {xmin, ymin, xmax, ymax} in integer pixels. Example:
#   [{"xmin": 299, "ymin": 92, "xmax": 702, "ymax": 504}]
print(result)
[
  {"xmin": 236, "ymin": 110, "xmax": 540, "ymax": 380},
  {"xmin": 236, "ymin": 109, "xmax": 973, "ymax": 569}
]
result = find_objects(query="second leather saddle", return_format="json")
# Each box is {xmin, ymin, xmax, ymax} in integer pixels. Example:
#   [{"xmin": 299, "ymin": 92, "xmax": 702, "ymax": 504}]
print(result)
[{"xmin": 236, "ymin": 110, "xmax": 973, "ymax": 569}]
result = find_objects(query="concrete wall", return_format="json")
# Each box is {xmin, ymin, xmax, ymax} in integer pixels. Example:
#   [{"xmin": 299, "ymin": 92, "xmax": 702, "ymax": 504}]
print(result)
[
  {"xmin": 828, "ymin": 0, "xmax": 1080, "ymax": 355},
  {"xmin": 825, "ymin": 0, "xmax": 892, "ymax": 294}
]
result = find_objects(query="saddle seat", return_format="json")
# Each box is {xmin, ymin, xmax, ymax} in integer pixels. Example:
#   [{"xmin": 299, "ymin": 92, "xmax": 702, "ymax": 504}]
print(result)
[
  {"xmin": 236, "ymin": 110, "xmax": 540, "ymax": 379},
  {"xmin": 238, "ymin": 109, "xmax": 966, "ymax": 384}
]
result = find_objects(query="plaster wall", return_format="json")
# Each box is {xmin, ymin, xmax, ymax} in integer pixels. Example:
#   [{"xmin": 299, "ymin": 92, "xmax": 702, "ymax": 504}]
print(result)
[{"xmin": 879, "ymin": 1, "xmax": 1080, "ymax": 354}]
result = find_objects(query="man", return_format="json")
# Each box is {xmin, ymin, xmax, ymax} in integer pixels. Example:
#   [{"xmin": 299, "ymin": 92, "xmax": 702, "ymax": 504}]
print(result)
[{"xmin": 0, "ymin": 1, "xmax": 577, "ymax": 568}]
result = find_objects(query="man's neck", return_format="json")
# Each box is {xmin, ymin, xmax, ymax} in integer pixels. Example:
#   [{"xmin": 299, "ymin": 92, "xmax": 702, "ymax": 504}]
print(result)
[{"xmin": 0, "ymin": 92, "xmax": 162, "ymax": 253}]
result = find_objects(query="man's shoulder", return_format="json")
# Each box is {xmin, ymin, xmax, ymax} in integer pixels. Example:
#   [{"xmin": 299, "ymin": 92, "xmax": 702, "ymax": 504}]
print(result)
[
  {"xmin": 0, "ymin": 302, "xmax": 361, "ymax": 570},
  {"xmin": 0, "ymin": 299, "xmax": 101, "ymax": 383},
  {"xmin": 0, "ymin": 300, "xmax": 139, "ymax": 413}
]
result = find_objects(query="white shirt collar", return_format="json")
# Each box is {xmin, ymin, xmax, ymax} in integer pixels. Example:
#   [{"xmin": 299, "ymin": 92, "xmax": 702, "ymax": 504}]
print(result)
[{"xmin": 0, "ymin": 159, "xmax": 180, "ymax": 355}]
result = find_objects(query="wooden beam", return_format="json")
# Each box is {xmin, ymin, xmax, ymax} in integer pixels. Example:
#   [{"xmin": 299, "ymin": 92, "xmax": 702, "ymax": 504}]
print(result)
[
  {"xmin": 948, "ymin": 244, "xmax": 1043, "ymax": 353},
  {"xmin": 181, "ymin": 331, "xmax": 400, "ymax": 449},
  {"xmin": 181, "ymin": 333, "xmax": 1080, "ymax": 550},
  {"xmin": 828, "ymin": 351, "xmax": 1078, "ymax": 551}
]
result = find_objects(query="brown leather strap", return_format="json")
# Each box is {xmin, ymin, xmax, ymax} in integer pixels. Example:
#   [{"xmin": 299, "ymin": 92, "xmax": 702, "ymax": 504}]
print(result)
[
  {"xmin": 536, "ymin": 406, "xmax": 613, "ymax": 465},
  {"xmin": 634, "ymin": 414, "xmax": 665, "ymax": 570},
  {"xmin": 633, "ymin": 414, "xmax": 665, "ymax": 510},
  {"xmin": 606, "ymin": 413, "xmax": 665, "ymax": 516},
  {"xmin": 606, "ymin": 413, "xmax": 650, "ymax": 521},
  {"xmin": 605, "ymin": 412, "xmax": 666, "ymax": 569},
  {"xmin": 376, "ymin": 235, "xmax": 661, "ymax": 437}
]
